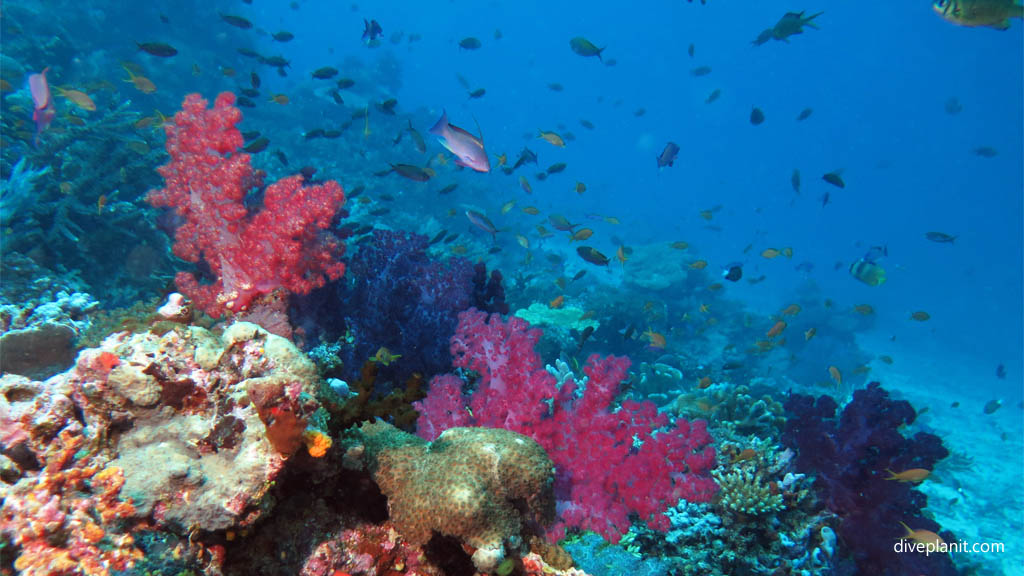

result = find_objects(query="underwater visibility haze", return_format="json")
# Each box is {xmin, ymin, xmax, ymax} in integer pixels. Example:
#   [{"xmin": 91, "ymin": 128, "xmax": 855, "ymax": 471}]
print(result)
[{"xmin": 0, "ymin": 1, "xmax": 1022, "ymax": 575}]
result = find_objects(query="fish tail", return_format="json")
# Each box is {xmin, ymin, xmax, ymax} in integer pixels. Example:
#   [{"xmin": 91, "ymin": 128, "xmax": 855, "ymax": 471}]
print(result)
[
  {"xmin": 597, "ymin": 47, "xmax": 605, "ymax": 62},
  {"xmin": 429, "ymin": 109, "xmax": 448, "ymax": 137}
]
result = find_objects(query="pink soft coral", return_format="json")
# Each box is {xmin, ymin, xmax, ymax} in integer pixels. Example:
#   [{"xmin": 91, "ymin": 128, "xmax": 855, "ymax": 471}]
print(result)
[
  {"xmin": 414, "ymin": 309, "xmax": 717, "ymax": 543},
  {"xmin": 147, "ymin": 92, "xmax": 346, "ymax": 317}
]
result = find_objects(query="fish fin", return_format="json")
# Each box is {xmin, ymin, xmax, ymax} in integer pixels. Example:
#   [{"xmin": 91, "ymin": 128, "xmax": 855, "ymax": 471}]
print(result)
[
  {"xmin": 437, "ymin": 139, "xmax": 456, "ymax": 155},
  {"xmin": 429, "ymin": 109, "xmax": 448, "ymax": 137},
  {"xmin": 472, "ymin": 114, "xmax": 485, "ymax": 143}
]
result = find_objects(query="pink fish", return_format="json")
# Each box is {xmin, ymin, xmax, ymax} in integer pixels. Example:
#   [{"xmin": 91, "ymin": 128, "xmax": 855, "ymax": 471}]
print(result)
[
  {"xmin": 430, "ymin": 109, "xmax": 490, "ymax": 173},
  {"xmin": 28, "ymin": 67, "xmax": 55, "ymax": 142}
]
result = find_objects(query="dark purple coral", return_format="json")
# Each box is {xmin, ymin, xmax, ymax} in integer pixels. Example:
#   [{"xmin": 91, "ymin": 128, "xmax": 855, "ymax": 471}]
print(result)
[
  {"xmin": 783, "ymin": 382, "xmax": 959, "ymax": 576},
  {"xmin": 299, "ymin": 229, "xmax": 507, "ymax": 385}
]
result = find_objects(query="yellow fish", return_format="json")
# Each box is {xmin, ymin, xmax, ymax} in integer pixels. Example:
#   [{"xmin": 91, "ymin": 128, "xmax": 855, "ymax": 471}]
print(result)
[
  {"xmin": 122, "ymin": 66, "xmax": 156, "ymax": 94},
  {"xmin": 538, "ymin": 130, "xmax": 565, "ymax": 147},
  {"xmin": 501, "ymin": 200, "xmax": 515, "ymax": 214},
  {"xmin": 643, "ymin": 329, "xmax": 666, "ymax": 349},
  {"xmin": 898, "ymin": 522, "xmax": 946, "ymax": 547},
  {"xmin": 828, "ymin": 365, "xmax": 842, "ymax": 387},
  {"xmin": 933, "ymin": 0, "xmax": 1023, "ymax": 30},
  {"xmin": 57, "ymin": 88, "xmax": 96, "ymax": 111},
  {"xmin": 519, "ymin": 175, "xmax": 533, "ymax": 194},
  {"xmin": 370, "ymin": 346, "xmax": 401, "ymax": 366},
  {"xmin": 886, "ymin": 468, "xmax": 931, "ymax": 483},
  {"xmin": 850, "ymin": 258, "xmax": 886, "ymax": 286},
  {"xmin": 569, "ymin": 228, "xmax": 593, "ymax": 242}
]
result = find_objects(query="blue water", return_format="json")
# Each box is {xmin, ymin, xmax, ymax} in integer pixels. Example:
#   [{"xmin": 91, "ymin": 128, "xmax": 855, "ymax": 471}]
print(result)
[
  {"xmin": 2, "ymin": 0, "xmax": 1022, "ymax": 574},
  {"xmin": 262, "ymin": 0, "xmax": 1024, "ymax": 393}
]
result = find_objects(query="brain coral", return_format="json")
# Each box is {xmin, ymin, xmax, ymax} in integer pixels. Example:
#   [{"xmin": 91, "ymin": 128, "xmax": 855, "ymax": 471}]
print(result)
[{"xmin": 343, "ymin": 421, "xmax": 556, "ymax": 572}]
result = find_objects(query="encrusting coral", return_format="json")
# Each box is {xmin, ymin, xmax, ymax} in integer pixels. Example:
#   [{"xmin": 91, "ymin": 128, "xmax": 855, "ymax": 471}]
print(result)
[
  {"xmin": 1, "ymin": 320, "xmax": 325, "ymax": 574},
  {"xmin": 341, "ymin": 420, "xmax": 557, "ymax": 572}
]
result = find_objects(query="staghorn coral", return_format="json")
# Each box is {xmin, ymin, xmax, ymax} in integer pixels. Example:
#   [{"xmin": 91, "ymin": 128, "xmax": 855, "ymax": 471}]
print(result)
[
  {"xmin": 1, "ymin": 97, "xmax": 171, "ymax": 307},
  {"xmin": 341, "ymin": 420, "xmax": 556, "ymax": 572}
]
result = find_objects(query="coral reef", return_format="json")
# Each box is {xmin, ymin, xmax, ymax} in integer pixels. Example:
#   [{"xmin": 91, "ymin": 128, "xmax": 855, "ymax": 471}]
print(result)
[
  {"xmin": 415, "ymin": 309, "xmax": 717, "ymax": 543},
  {"xmin": 712, "ymin": 467, "xmax": 784, "ymax": 516},
  {"xmin": 669, "ymin": 380, "xmax": 786, "ymax": 436},
  {"xmin": 326, "ymin": 360, "xmax": 427, "ymax": 431},
  {"xmin": 0, "ymin": 253, "xmax": 98, "ymax": 379},
  {"xmin": 1, "ymin": 320, "xmax": 324, "ymax": 575},
  {"xmin": 783, "ymin": 382, "xmax": 959, "ymax": 576},
  {"xmin": 341, "ymin": 420, "xmax": 557, "ymax": 572},
  {"xmin": 513, "ymin": 302, "xmax": 599, "ymax": 334},
  {"xmin": 296, "ymin": 229, "xmax": 507, "ymax": 384},
  {"xmin": 147, "ymin": 92, "xmax": 346, "ymax": 317}
]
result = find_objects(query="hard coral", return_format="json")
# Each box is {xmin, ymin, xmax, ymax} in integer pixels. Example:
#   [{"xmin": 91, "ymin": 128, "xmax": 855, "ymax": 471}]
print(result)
[
  {"xmin": 147, "ymin": 92, "xmax": 346, "ymax": 317},
  {"xmin": 415, "ymin": 309, "xmax": 717, "ymax": 543},
  {"xmin": 783, "ymin": 382, "xmax": 958, "ymax": 576},
  {"xmin": 3, "ymin": 321, "xmax": 321, "ymax": 541},
  {"xmin": 343, "ymin": 420, "xmax": 556, "ymax": 572},
  {"xmin": 0, "ymin": 385, "xmax": 142, "ymax": 576}
]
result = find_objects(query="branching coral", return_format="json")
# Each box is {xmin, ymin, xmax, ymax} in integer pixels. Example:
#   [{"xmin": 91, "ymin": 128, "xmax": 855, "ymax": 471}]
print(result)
[{"xmin": 712, "ymin": 466, "xmax": 784, "ymax": 515}]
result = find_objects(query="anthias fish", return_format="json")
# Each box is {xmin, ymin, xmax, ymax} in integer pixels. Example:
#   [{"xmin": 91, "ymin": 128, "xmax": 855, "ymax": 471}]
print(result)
[{"xmin": 430, "ymin": 110, "xmax": 490, "ymax": 172}]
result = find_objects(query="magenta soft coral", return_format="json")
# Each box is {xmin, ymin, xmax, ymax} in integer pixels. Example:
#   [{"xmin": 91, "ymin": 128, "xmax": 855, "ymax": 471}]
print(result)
[
  {"xmin": 414, "ymin": 309, "xmax": 717, "ymax": 543},
  {"xmin": 148, "ymin": 92, "xmax": 346, "ymax": 317}
]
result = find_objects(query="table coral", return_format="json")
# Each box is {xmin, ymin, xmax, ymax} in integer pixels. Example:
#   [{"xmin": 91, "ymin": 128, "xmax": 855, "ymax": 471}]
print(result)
[{"xmin": 342, "ymin": 420, "xmax": 557, "ymax": 572}]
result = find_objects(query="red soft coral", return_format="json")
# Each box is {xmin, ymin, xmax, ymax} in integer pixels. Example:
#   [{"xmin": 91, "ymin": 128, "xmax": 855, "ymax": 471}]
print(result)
[
  {"xmin": 148, "ymin": 93, "xmax": 346, "ymax": 317},
  {"xmin": 414, "ymin": 309, "xmax": 717, "ymax": 543}
]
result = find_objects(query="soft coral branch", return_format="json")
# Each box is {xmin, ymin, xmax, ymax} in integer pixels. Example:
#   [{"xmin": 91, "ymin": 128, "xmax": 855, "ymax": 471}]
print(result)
[
  {"xmin": 415, "ymin": 309, "xmax": 717, "ymax": 543},
  {"xmin": 148, "ymin": 92, "xmax": 346, "ymax": 317}
]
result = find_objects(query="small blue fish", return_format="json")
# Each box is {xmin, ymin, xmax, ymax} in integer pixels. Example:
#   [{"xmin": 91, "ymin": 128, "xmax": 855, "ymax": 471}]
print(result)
[{"xmin": 657, "ymin": 142, "xmax": 680, "ymax": 169}]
